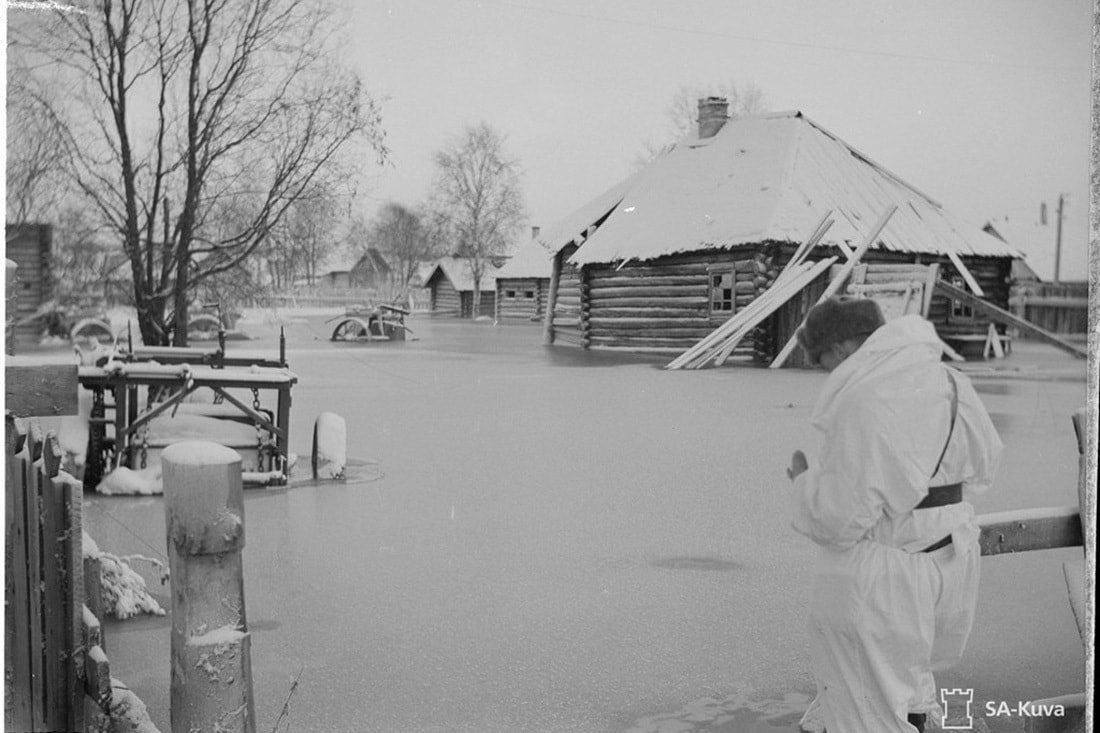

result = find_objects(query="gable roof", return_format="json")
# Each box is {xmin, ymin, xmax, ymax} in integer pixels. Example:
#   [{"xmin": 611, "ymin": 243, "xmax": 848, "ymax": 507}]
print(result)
[
  {"xmin": 425, "ymin": 257, "xmax": 496, "ymax": 292},
  {"xmin": 558, "ymin": 111, "xmax": 1021, "ymax": 266},
  {"xmin": 494, "ymin": 236, "xmax": 554, "ymax": 279},
  {"xmin": 352, "ymin": 247, "xmax": 391, "ymax": 275}
]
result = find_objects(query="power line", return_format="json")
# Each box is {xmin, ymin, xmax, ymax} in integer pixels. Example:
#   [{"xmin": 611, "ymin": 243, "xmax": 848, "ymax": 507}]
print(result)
[{"xmin": 471, "ymin": 0, "xmax": 1082, "ymax": 73}]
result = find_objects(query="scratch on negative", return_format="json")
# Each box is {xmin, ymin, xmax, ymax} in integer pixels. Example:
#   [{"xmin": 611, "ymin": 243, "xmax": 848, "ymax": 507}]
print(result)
[{"xmin": 8, "ymin": 1, "xmax": 88, "ymax": 14}]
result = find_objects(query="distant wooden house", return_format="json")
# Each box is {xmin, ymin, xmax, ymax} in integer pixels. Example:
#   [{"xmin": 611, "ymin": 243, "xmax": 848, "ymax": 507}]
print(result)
[
  {"xmin": 494, "ymin": 227, "xmax": 553, "ymax": 322},
  {"xmin": 4, "ymin": 223, "xmax": 53, "ymax": 345},
  {"xmin": 425, "ymin": 257, "xmax": 497, "ymax": 318},
  {"xmin": 540, "ymin": 101, "xmax": 1021, "ymax": 365},
  {"xmin": 350, "ymin": 248, "xmax": 392, "ymax": 289}
]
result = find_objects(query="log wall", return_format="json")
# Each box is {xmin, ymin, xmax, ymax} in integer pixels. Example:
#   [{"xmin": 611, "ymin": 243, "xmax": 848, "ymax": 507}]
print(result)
[
  {"xmin": 551, "ymin": 247, "xmax": 584, "ymax": 346},
  {"xmin": 4, "ymin": 224, "xmax": 52, "ymax": 346},
  {"xmin": 582, "ymin": 250, "xmax": 761, "ymax": 356},
  {"xmin": 547, "ymin": 241, "xmax": 1016, "ymax": 362},
  {"xmin": 430, "ymin": 276, "xmax": 461, "ymax": 316},
  {"xmin": 496, "ymin": 278, "xmax": 547, "ymax": 322}
]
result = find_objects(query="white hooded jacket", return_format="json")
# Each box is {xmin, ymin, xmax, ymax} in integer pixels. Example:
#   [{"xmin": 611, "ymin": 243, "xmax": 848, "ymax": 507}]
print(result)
[{"xmin": 791, "ymin": 314, "xmax": 1003, "ymax": 554}]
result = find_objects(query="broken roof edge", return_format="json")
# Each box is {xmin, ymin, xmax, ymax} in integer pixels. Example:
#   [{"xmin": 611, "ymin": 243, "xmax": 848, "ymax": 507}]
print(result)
[
  {"xmin": 569, "ymin": 238, "xmax": 801, "ymax": 268},
  {"xmin": 538, "ymin": 168, "xmax": 645, "ymax": 256}
]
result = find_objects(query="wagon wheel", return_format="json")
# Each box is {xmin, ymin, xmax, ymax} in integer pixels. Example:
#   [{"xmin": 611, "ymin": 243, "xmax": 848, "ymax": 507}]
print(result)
[
  {"xmin": 187, "ymin": 313, "xmax": 222, "ymax": 341},
  {"xmin": 69, "ymin": 318, "xmax": 115, "ymax": 349},
  {"xmin": 331, "ymin": 319, "xmax": 369, "ymax": 342},
  {"xmin": 83, "ymin": 391, "xmax": 114, "ymax": 492}
]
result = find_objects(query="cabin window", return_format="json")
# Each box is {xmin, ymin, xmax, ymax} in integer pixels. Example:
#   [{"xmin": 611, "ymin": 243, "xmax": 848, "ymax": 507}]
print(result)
[
  {"xmin": 524, "ymin": 291, "xmax": 534, "ymax": 298},
  {"xmin": 949, "ymin": 277, "xmax": 974, "ymax": 320},
  {"xmin": 709, "ymin": 268, "xmax": 735, "ymax": 314},
  {"xmin": 506, "ymin": 290, "xmax": 516, "ymax": 298}
]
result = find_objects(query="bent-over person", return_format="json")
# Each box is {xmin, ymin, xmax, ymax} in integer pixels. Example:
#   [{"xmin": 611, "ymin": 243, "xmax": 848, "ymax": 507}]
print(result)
[{"xmin": 786, "ymin": 297, "xmax": 1002, "ymax": 733}]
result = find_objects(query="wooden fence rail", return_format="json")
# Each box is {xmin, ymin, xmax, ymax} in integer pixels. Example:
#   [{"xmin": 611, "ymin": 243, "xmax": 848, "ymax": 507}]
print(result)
[{"xmin": 5, "ymin": 414, "xmax": 112, "ymax": 732}]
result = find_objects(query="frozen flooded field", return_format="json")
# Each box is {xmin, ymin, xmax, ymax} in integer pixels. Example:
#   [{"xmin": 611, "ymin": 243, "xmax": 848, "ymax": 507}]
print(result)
[{"xmin": 83, "ymin": 312, "xmax": 1088, "ymax": 732}]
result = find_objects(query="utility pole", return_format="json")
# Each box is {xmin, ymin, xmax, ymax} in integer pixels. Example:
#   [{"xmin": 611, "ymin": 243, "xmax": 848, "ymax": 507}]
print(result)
[{"xmin": 1053, "ymin": 194, "xmax": 1065, "ymax": 284}]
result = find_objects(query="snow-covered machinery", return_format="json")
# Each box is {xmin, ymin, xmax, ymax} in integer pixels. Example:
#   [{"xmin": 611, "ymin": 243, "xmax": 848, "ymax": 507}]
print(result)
[
  {"xmin": 77, "ymin": 338, "xmax": 296, "ymax": 491},
  {"xmin": 329, "ymin": 302, "xmax": 413, "ymax": 342}
]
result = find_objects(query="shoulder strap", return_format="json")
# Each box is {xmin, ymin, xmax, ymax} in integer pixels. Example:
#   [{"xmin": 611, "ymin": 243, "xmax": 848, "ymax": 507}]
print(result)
[{"xmin": 930, "ymin": 368, "xmax": 959, "ymax": 480}]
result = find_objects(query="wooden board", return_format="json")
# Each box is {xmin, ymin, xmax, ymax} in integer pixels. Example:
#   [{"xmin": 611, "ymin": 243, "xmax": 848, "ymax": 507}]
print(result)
[
  {"xmin": 978, "ymin": 507, "xmax": 1083, "ymax": 555},
  {"xmin": 933, "ymin": 280, "xmax": 1087, "ymax": 358}
]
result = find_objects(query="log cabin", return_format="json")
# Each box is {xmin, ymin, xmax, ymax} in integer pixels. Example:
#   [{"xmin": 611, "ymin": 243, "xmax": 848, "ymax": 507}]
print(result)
[
  {"xmin": 494, "ymin": 227, "xmax": 553, "ymax": 323},
  {"xmin": 425, "ymin": 257, "xmax": 497, "ymax": 318},
  {"xmin": 4, "ymin": 223, "xmax": 53, "ymax": 348},
  {"xmin": 540, "ymin": 100, "xmax": 1021, "ymax": 365}
]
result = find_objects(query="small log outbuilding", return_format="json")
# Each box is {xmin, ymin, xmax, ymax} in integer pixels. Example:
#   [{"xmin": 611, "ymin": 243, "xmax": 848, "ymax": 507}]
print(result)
[
  {"xmin": 494, "ymin": 228, "xmax": 553, "ymax": 323},
  {"xmin": 425, "ymin": 257, "xmax": 497, "ymax": 318},
  {"xmin": 4, "ymin": 223, "xmax": 53, "ymax": 347},
  {"xmin": 540, "ymin": 102, "xmax": 1021, "ymax": 365}
]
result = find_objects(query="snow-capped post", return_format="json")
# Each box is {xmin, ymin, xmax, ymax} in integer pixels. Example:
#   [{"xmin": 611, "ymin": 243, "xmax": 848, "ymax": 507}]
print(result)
[
  {"xmin": 312, "ymin": 411, "xmax": 347, "ymax": 480},
  {"xmin": 162, "ymin": 441, "xmax": 256, "ymax": 733}
]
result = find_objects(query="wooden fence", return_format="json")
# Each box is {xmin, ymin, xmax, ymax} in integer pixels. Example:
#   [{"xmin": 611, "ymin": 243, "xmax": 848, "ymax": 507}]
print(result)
[
  {"xmin": 5, "ymin": 415, "xmax": 112, "ymax": 732},
  {"xmin": 1009, "ymin": 282, "xmax": 1088, "ymax": 339}
]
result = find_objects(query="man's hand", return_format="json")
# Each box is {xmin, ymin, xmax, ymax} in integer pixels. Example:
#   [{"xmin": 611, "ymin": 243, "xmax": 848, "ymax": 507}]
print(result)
[{"xmin": 787, "ymin": 450, "xmax": 808, "ymax": 482}]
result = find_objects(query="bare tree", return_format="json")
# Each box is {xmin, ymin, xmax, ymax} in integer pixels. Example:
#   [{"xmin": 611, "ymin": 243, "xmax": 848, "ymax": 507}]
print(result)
[
  {"xmin": 636, "ymin": 80, "xmax": 768, "ymax": 166},
  {"xmin": 361, "ymin": 202, "xmax": 444, "ymax": 299},
  {"xmin": 262, "ymin": 182, "xmax": 346, "ymax": 290},
  {"xmin": 9, "ymin": 0, "xmax": 387, "ymax": 346},
  {"xmin": 4, "ymin": 63, "xmax": 71, "ymax": 227},
  {"xmin": 431, "ymin": 123, "xmax": 526, "ymax": 316}
]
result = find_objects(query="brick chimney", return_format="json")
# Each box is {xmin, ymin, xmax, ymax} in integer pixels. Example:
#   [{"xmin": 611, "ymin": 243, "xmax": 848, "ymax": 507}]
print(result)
[
  {"xmin": 697, "ymin": 96, "xmax": 730, "ymax": 139},
  {"xmin": 531, "ymin": 226, "xmax": 541, "ymax": 240}
]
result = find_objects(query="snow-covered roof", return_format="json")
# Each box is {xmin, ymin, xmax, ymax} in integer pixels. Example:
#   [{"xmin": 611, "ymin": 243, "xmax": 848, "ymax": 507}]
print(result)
[
  {"xmin": 559, "ymin": 111, "xmax": 1021, "ymax": 266},
  {"xmin": 538, "ymin": 170, "xmax": 641, "ymax": 253},
  {"xmin": 494, "ymin": 237, "xmax": 554, "ymax": 279},
  {"xmin": 425, "ymin": 257, "xmax": 497, "ymax": 292}
]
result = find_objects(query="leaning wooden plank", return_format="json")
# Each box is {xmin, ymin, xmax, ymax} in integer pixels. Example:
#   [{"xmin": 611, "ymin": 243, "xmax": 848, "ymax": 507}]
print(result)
[
  {"xmin": 678, "ymin": 258, "xmax": 829, "ymax": 369},
  {"xmin": 676, "ymin": 262, "xmax": 817, "ymax": 369},
  {"xmin": 920, "ymin": 263, "xmax": 940, "ymax": 317},
  {"xmin": 946, "ymin": 250, "xmax": 985, "ymax": 297},
  {"xmin": 668, "ymin": 214, "xmax": 833, "ymax": 369},
  {"xmin": 770, "ymin": 205, "xmax": 898, "ymax": 368},
  {"xmin": 781, "ymin": 211, "xmax": 833, "ymax": 276},
  {"xmin": 712, "ymin": 257, "xmax": 839, "ymax": 366},
  {"xmin": 933, "ymin": 280, "xmax": 1087, "ymax": 358},
  {"xmin": 939, "ymin": 339, "xmax": 966, "ymax": 362},
  {"xmin": 4, "ymin": 362, "xmax": 80, "ymax": 417},
  {"xmin": 978, "ymin": 506, "xmax": 1083, "ymax": 555}
]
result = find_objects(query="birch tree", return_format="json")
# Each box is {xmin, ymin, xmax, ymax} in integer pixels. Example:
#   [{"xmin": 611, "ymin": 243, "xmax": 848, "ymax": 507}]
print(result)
[
  {"xmin": 431, "ymin": 123, "xmax": 525, "ymax": 316},
  {"xmin": 8, "ymin": 0, "xmax": 386, "ymax": 345}
]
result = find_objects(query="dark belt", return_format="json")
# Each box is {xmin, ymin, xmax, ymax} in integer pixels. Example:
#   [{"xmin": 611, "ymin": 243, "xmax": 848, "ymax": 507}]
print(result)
[
  {"xmin": 921, "ymin": 535, "xmax": 952, "ymax": 553},
  {"xmin": 915, "ymin": 482, "xmax": 963, "ymax": 510},
  {"xmin": 917, "ymin": 482, "xmax": 963, "ymax": 553}
]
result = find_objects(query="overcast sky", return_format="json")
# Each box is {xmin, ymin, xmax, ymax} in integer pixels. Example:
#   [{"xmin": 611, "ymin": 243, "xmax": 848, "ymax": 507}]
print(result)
[{"xmin": 348, "ymin": 0, "xmax": 1093, "ymax": 280}]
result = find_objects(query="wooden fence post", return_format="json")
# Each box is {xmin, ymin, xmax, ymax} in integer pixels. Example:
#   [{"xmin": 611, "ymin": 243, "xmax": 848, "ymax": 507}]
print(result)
[{"xmin": 163, "ymin": 441, "xmax": 255, "ymax": 733}]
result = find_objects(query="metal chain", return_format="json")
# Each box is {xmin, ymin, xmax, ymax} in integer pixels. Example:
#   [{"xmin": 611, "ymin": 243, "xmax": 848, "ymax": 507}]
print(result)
[
  {"xmin": 252, "ymin": 388, "xmax": 265, "ymax": 472},
  {"xmin": 140, "ymin": 421, "xmax": 149, "ymax": 469}
]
